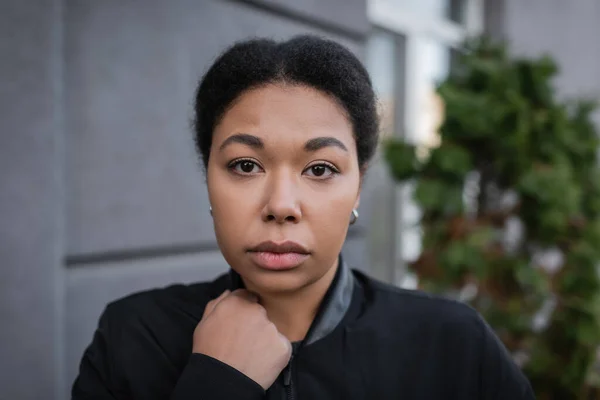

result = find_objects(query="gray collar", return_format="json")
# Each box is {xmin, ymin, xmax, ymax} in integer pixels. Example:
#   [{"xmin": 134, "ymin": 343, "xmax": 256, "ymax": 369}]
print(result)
[{"xmin": 303, "ymin": 256, "xmax": 355, "ymax": 346}]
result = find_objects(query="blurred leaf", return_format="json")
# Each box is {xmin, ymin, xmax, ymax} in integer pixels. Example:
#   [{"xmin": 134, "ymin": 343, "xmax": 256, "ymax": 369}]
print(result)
[
  {"xmin": 423, "ymin": 143, "xmax": 473, "ymax": 181},
  {"xmin": 414, "ymin": 179, "xmax": 463, "ymax": 215},
  {"xmin": 384, "ymin": 140, "xmax": 420, "ymax": 181}
]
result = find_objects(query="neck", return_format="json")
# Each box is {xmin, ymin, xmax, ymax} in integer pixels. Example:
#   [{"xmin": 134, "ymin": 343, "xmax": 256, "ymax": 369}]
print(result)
[{"xmin": 248, "ymin": 258, "xmax": 339, "ymax": 342}]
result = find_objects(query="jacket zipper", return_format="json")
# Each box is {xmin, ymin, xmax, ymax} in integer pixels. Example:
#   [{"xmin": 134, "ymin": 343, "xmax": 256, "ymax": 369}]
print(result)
[{"xmin": 283, "ymin": 353, "xmax": 295, "ymax": 400}]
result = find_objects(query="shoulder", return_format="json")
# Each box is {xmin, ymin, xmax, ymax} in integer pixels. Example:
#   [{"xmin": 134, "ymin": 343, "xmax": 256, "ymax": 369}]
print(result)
[
  {"xmin": 100, "ymin": 272, "xmax": 230, "ymax": 329},
  {"xmin": 352, "ymin": 270, "xmax": 485, "ymax": 338},
  {"xmin": 351, "ymin": 271, "xmax": 535, "ymax": 397}
]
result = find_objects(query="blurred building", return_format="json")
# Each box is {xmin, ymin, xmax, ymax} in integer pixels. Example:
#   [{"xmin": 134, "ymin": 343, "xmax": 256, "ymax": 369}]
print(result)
[{"xmin": 2, "ymin": 0, "xmax": 600, "ymax": 398}]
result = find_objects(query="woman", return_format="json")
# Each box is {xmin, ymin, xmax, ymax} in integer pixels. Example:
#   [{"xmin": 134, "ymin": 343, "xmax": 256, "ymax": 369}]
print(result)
[{"xmin": 72, "ymin": 35, "xmax": 535, "ymax": 400}]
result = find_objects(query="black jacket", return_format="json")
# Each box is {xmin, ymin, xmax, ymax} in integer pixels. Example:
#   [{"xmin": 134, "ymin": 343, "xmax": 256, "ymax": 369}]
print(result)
[{"xmin": 72, "ymin": 257, "xmax": 535, "ymax": 399}]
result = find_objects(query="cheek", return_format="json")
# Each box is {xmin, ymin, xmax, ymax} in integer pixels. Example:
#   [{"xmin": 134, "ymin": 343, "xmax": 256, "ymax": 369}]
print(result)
[
  {"xmin": 210, "ymin": 198, "xmax": 253, "ymax": 270},
  {"xmin": 212, "ymin": 217, "xmax": 242, "ymax": 257},
  {"xmin": 306, "ymin": 181, "xmax": 358, "ymax": 236},
  {"xmin": 208, "ymin": 179, "xmax": 251, "ymax": 243}
]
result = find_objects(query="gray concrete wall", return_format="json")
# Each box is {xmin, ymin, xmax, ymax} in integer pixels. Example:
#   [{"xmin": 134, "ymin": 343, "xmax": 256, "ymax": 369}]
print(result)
[
  {"xmin": 0, "ymin": 1, "xmax": 64, "ymax": 398},
  {"xmin": 0, "ymin": 1, "xmax": 371, "ymax": 399}
]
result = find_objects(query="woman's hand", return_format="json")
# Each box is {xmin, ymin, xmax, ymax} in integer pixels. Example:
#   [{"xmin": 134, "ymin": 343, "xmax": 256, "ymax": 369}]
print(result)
[{"xmin": 192, "ymin": 289, "xmax": 292, "ymax": 390}]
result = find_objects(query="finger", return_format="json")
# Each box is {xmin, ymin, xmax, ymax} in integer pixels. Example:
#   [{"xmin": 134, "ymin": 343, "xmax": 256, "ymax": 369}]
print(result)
[
  {"xmin": 203, "ymin": 290, "xmax": 230, "ymax": 317},
  {"xmin": 202, "ymin": 290, "xmax": 230, "ymax": 319},
  {"xmin": 230, "ymin": 289, "xmax": 259, "ymax": 303}
]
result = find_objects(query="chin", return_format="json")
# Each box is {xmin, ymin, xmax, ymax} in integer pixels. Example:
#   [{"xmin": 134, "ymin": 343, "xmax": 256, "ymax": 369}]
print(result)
[{"xmin": 241, "ymin": 267, "xmax": 314, "ymax": 295}]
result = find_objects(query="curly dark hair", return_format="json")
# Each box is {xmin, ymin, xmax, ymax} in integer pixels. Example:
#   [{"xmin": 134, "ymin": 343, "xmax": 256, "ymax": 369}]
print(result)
[{"xmin": 193, "ymin": 35, "xmax": 379, "ymax": 172}]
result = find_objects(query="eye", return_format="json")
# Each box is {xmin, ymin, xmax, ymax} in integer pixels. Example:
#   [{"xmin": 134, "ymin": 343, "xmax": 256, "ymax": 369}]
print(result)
[
  {"xmin": 229, "ymin": 159, "xmax": 263, "ymax": 175},
  {"xmin": 303, "ymin": 163, "xmax": 339, "ymax": 178}
]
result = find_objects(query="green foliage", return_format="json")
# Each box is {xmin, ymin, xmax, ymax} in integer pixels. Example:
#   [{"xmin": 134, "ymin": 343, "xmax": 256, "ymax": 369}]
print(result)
[
  {"xmin": 384, "ymin": 141, "xmax": 421, "ymax": 181},
  {"xmin": 385, "ymin": 37, "xmax": 600, "ymax": 398},
  {"xmin": 414, "ymin": 178, "xmax": 464, "ymax": 216}
]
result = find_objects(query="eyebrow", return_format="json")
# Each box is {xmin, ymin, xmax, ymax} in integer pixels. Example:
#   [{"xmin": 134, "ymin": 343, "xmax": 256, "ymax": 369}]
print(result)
[
  {"xmin": 304, "ymin": 137, "xmax": 348, "ymax": 152},
  {"xmin": 218, "ymin": 133, "xmax": 348, "ymax": 153},
  {"xmin": 219, "ymin": 133, "xmax": 264, "ymax": 151}
]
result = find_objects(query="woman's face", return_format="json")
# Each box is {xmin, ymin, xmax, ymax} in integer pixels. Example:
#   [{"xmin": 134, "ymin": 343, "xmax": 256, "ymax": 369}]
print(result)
[{"xmin": 207, "ymin": 84, "xmax": 361, "ymax": 295}]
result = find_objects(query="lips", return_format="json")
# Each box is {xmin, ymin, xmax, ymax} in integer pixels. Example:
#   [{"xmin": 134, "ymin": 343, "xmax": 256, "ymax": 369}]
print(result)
[{"xmin": 247, "ymin": 241, "xmax": 310, "ymax": 271}]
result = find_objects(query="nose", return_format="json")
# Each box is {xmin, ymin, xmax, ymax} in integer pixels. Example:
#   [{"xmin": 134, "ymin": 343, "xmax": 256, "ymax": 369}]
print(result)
[{"xmin": 262, "ymin": 171, "xmax": 302, "ymax": 224}]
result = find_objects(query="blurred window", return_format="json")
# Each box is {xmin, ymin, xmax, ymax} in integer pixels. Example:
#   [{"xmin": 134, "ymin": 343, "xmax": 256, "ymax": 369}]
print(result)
[{"xmin": 366, "ymin": 0, "xmax": 485, "ymax": 287}]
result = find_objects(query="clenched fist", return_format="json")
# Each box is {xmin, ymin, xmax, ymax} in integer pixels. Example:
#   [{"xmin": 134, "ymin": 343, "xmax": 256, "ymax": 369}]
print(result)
[{"xmin": 193, "ymin": 289, "xmax": 292, "ymax": 389}]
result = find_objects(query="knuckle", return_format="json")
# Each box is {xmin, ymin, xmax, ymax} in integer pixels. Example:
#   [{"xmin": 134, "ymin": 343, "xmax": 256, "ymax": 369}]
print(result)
[
  {"xmin": 266, "ymin": 321, "xmax": 279, "ymax": 334},
  {"xmin": 205, "ymin": 297, "xmax": 216, "ymax": 308},
  {"xmin": 280, "ymin": 337, "xmax": 292, "ymax": 357},
  {"xmin": 255, "ymin": 304, "xmax": 268, "ymax": 315},
  {"xmin": 249, "ymin": 302, "xmax": 266, "ymax": 315},
  {"xmin": 227, "ymin": 294, "xmax": 243, "ymax": 305},
  {"xmin": 217, "ymin": 297, "xmax": 235, "ymax": 312},
  {"xmin": 268, "ymin": 321, "xmax": 278, "ymax": 330}
]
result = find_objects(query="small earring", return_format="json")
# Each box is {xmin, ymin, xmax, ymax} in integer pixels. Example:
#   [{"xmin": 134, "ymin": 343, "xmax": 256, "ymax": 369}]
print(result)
[
  {"xmin": 209, "ymin": 206, "xmax": 213, "ymax": 216},
  {"xmin": 349, "ymin": 209, "xmax": 359, "ymax": 225}
]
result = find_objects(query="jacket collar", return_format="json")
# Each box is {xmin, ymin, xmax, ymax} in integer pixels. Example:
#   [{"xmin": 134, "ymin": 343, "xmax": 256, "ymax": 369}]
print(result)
[{"xmin": 228, "ymin": 254, "xmax": 355, "ymax": 347}]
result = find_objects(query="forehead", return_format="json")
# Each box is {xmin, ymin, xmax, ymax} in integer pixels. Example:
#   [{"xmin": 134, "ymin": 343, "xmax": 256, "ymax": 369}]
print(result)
[{"xmin": 214, "ymin": 84, "xmax": 354, "ymax": 146}]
